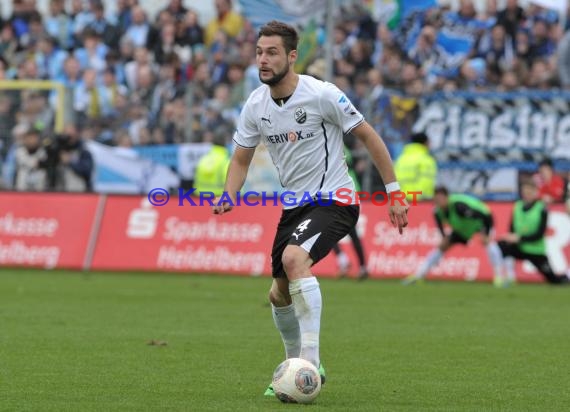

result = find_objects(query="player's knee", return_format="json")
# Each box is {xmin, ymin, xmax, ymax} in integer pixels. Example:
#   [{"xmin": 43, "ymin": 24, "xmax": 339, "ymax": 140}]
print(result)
[{"xmin": 281, "ymin": 246, "xmax": 309, "ymax": 276}]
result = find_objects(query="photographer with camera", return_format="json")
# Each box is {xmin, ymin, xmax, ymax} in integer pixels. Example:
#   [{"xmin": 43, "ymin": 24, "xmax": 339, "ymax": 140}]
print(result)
[
  {"xmin": 14, "ymin": 125, "xmax": 48, "ymax": 192},
  {"xmin": 42, "ymin": 124, "xmax": 94, "ymax": 192}
]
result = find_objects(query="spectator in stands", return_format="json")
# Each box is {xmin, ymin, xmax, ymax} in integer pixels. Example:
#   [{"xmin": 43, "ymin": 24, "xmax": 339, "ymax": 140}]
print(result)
[
  {"xmin": 21, "ymin": 11, "xmax": 46, "ymax": 50},
  {"xmin": 57, "ymin": 56, "xmax": 82, "ymax": 87},
  {"xmin": 9, "ymin": 0, "xmax": 34, "ymax": 41},
  {"xmin": 146, "ymin": 9, "xmax": 175, "ymax": 53},
  {"xmin": 515, "ymin": 27, "xmax": 532, "ymax": 65},
  {"xmin": 204, "ymin": 0, "xmax": 243, "ymax": 47},
  {"xmin": 497, "ymin": 69, "xmax": 520, "ymax": 91},
  {"xmin": 408, "ymin": 25, "xmax": 446, "ymax": 76},
  {"xmin": 557, "ymin": 30, "xmax": 570, "ymax": 89},
  {"xmin": 526, "ymin": 58, "xmax": 555, "ymax": 89},
  {"xmin": 16, "ymin": 58, "xmax": 40, "ymax": 81},
  {"xmin": 534, "ymin": 158, "xmax": 566, "ymax": 204},
  {"xmin": 149, "ymin": 59, "xmax": 182, "ymax": 125},
  {"xmin": 394, "ymin": 132, "xmax": 437, "ymax": 201},
  {"xmin": 152, "ymin": 22, "xmax": 191, "ymax": 66},
  {"xmin": 0, "ymin": 25, "xmax": 19, "ymax": 66},
  {"xmin": 71, "ymin": 0, "xmax": 95, "ymax": 41},
  {"xmin": 73, "ymin": 68, "xmax": 104, "ymax": 123},
  {"xmin": 345, "ymin": 39, "xmax": 373, "ymax": 81},
  {"xmin": 44, "ymin": 0, "xmax": 73, "ymax": 51},
  {"xmin": 73, "ymin": 29, "xmax": 108, "ymax": 74},
  {"xmin": 181, "ymin": 9, "xmax": 204, "ymax": 48},
  {"xmin": 226, "ymin": 61, "xmax": 246, "ymax": 108},
  {"xmin": 130, "ymin": 64, "xmax": 155, "ymax": 108},
  {"xmin": 366, "ymin": 68, "xmax": 384, "ymax": 102},
  {"xmin": 529, "ymin": 18, "xmax": 556, "ymax": 62},
  {"xmin": 380, "ymin": 45, "xmax": 404, "ymax": 88},
  {"xmin": 124, "ymin": 46, "xmax": 153, "ymax": 91},
  {"xmin": 459, "ymin": 58, "xmax": 488, "ymax": 90},
  {"xmin": 34, "ymin": 36, "xmax": 68, "ymax": 80},
  {"xmin": 100, "ymin": 67, "xmax": 128, "ymax": 119},
  {"xmin": 122, "ymin": 5, "xmax": 149, "ymax": 48},
  {"xmin": 115, "ymin": 0, "xmax": 135, "ymax": 35},
  {"xmin": 86, "ymin": 1, "xmax": 120, "ymax": 51},
  {"xmin": 162, "ymin": 0, "xmax": 188, "ymax": 23},
  {"xmin": 473, "ymin": 23, "xmax": 514, "ymax": 84},
  {"xmin": 497, "ymin": 0, "xmax": 525, "ymax": 40},
  {"xmin": 14, "ymin": 126, "xmax": 47, "ymax": 191},
  {"xmin": 20, "ymin": 91, "xmax": 53, "ymax": 132}
]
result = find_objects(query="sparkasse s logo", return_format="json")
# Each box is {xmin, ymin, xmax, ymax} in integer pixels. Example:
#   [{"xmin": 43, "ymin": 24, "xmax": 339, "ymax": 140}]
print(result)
[{"xmin": 127, "ymin": 199, "xmax": 159, "ymax": 239}]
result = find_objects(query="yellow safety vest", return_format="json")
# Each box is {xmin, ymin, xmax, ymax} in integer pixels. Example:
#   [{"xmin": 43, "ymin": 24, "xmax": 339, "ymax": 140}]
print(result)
[
  {"xmin": 394, "ymin": 143, "xmax": 437, "ymax": 200},
  {"xmin": 194, "ymin": 146, "xmax": 230, "ymax": 197}
]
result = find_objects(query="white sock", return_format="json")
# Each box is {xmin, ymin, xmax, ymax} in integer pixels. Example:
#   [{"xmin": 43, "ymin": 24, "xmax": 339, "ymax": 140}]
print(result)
[
  {"xmin": 416, "ymin": 249, "xmax": 443, "ymax": 279},
  {"xmin": 289, "ymin": 277, "xmax": 322, "ymax": 368},
  {"xmin": 486, "ymin": 242, "xmax": 503, "ymax": 277},
  {"xmin": 271, "ymin": 303, "xmax": 301, "ymax": 359},
  {"xmin": 505, "ymin": 257, "xmax": 516, "ymax": 281},
  {"xmin": 337, "ymin": 251, "xmax": 349, "ymax": 271}
]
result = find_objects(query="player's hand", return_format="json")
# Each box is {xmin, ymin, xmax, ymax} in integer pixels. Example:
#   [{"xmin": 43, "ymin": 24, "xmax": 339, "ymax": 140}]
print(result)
[
  {"xmin": 389, "ymin": 195, "xmax": 409, "ymax": 234},
  {"xmin": 501, "ymin": 233, "xmax": 519, "ymax": 243},
  {"xmin": 212, "ymin": 196, "xmax": 234, "ymax": 215}
]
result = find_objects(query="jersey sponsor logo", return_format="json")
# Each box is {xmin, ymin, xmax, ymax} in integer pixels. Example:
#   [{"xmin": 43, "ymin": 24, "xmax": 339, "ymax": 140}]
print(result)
[
  {"xmin": 266, "ymin": 130, "xmax": 315, "ymax": 144},
  {"xmin": 294, "ymin": 107, "xmax": 307, "ymax": 124}
]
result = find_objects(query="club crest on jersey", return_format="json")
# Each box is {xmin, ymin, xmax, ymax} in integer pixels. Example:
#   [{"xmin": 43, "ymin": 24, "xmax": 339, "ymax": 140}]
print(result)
[{"xmin": 294, "ymin": 107, "xmax": 307, "ymax": 124}]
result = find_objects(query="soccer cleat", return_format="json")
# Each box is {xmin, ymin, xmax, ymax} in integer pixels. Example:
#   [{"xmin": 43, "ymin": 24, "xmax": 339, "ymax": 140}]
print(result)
[
  {"xmin": 401, "ymin": 274, "xmax": 422, "ymax": 286},
  {"xmin": 318, "ymin": 363, "xmax": 326, "ymax": 385},
  {"xmin": 264, "ymin": 363, "xmax": 326, "ymax": 396},
  {"xmin": 493, "ymin": 275, "xmax": 504, "ymax": 288},
  {"xmin": 264, "ymin": 383, "xmax": 275, "ymax": 397}
]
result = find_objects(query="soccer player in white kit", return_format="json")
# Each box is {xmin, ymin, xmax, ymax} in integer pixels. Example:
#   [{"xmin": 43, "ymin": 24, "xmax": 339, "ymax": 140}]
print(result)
[{"xmin": 212, "ymin": 20, "xmax": 409, "ymax": 396}]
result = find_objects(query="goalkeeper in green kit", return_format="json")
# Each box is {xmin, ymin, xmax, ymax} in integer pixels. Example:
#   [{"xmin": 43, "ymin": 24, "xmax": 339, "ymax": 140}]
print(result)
[
  {"xmin": 497, "ymin": 180, "xmax": 570, "ymax": 286},
  {"xmin": 403, "ymin": 186, "xmax": 505, "ymax": 286}
]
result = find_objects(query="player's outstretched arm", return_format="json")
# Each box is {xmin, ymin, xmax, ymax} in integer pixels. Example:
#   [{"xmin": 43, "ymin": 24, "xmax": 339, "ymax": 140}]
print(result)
[
  {"xmin": 351, "ymin": 121, "xmax": 409, "ymax": 234},
  {"xmin": 212, "ymin": 146, "xmax": 255, "ymax": 215}
]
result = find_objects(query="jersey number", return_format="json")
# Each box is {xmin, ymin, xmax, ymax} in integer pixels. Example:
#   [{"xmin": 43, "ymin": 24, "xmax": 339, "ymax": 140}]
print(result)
[
  {"xmin": 292, "ymin": 219, "xmax": 312, "ymax": 240},
  {"xmin": 296, "ymin": 219, "xmax": 311, "ymax": 233}
]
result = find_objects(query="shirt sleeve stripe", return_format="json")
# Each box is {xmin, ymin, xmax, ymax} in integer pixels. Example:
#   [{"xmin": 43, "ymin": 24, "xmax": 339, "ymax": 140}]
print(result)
[
  {"xmin": 232, "ymin": 139, "xmax": 257, "ymax": 149},
  {"xmin": 344, "ymin": 118, "xmax": 365, "ymax": 135}
]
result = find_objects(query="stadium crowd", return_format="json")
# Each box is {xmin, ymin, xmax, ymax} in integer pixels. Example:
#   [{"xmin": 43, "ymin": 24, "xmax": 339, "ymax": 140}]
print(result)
[{"xmin": 0, "ymin": 0, "xmax": 569, "ymax": 195}]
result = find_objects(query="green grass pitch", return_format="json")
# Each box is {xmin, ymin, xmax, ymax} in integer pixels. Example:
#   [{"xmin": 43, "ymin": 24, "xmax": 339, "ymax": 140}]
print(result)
[{"xmin": 1, "ymin": 269, "xmax": 569, "ymax": 411}]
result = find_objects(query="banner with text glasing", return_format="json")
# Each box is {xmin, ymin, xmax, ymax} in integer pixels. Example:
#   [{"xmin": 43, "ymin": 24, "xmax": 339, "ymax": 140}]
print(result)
[{"xmin": 411, "ymin": 91, "xmax": 570, "ymax": 200}]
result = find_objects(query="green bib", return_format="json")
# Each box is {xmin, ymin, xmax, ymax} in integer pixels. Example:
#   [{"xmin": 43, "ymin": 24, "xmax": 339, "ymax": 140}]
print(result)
[
  {"xmin": 513, "ymin": 200, "xmax": 546, "ymax": 255},
  {"xmin": 436, "ymin": 194, "xmax": 490, "ymax": 240}
]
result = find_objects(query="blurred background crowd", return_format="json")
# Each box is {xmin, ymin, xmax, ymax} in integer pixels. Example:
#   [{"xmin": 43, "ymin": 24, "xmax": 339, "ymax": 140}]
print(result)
[{"xmin": 0, "ymin": 0, "xmax": 569, "ymax": 200}]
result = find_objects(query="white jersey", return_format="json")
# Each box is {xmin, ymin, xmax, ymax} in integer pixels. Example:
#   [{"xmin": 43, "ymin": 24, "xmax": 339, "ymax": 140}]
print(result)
[{"xmin": 233, "ymin": 75, "xmax": 364, "ymax": 208}]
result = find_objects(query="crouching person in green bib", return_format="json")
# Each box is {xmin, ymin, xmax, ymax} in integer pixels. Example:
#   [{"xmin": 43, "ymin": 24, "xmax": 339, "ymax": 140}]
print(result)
[
  {"xmin": 498, "ymin": 180, "xmax": 570, "ymax": 286},
  {"xmin": 403, "ymin": 186, "xmax": 505, "ymax": 286}
]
